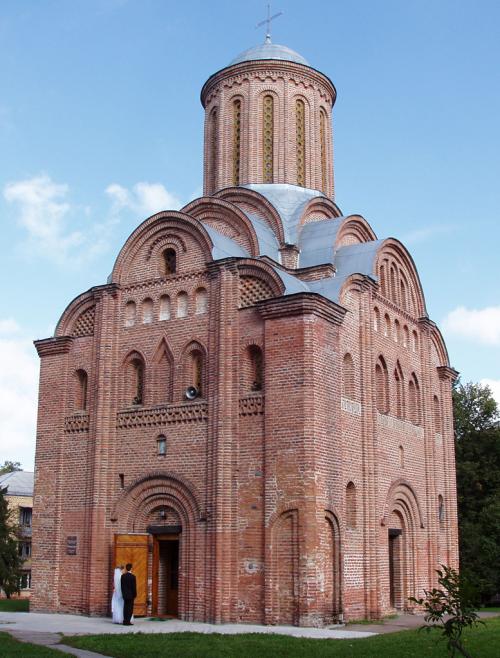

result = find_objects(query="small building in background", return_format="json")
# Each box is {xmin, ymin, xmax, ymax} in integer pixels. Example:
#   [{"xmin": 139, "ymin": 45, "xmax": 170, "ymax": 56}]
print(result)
[{"xmin": 0, "ymin": 470, "xmax": 34, "ymax": 596}]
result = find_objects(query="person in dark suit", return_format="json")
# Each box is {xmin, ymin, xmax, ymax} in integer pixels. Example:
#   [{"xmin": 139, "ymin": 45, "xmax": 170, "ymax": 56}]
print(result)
[{"xmin": 120, "ymin": 563, "xmax": 137, "ymax": 625}]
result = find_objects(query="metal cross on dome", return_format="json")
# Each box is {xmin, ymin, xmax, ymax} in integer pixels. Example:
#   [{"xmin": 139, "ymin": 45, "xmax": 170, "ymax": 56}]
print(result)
[{"xmin": 256, "ymin": 3, "xmax": 283, "ymax": 44}]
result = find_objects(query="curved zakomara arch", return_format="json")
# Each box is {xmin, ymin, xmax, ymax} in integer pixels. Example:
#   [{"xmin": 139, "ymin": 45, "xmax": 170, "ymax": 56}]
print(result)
[
  {"xmin": 110, "ymin": 471, "xmax": 202, "ymax": 528},
  {"xmin": 375, "ymin": 239, "xmax": 427, "ymax": 318},
  {"xmin": 55, "ymin": 290, "xmax": 95, "ymax": 337},
  {"xmin": 236, "ymin": 258, "xmax": 286, "ymax": 299},
  {"xmin": 334, "ymin": 215, "xmax": 377, "ymax": 249},
  {"xmin": 110, "ymin": 211, "xmax": 214, "ymax": 285},
  {"xmin": 299, "ymin": 196, "xmax": 343, "ymax": 226},
  {"xmin": 181, "ymin": 197, "xmax": 260, "ymax": 257},
  {"xmin": 381, "ymin": 479, "xmax": 426, "ymax": 529},
  {"xmin": 429, "ymin": 324, "xmax": 451, "ymax": 367},
  {"xmin": 214, "ymin": 186, "xmax": 285, "ymax": 244}
]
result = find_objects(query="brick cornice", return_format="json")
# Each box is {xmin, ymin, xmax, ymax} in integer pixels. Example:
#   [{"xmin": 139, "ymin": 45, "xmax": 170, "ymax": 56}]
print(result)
[
  {"xmin": 34, "ymin": 336, "xmax": 73, "ymax": 357},
  {"xmin": 257, "ymin": 292, "xmax": 346, "ymax": 325},
  {"xmin": 437, "ymin": 365, "xmax": 459, "ymax": 382}
]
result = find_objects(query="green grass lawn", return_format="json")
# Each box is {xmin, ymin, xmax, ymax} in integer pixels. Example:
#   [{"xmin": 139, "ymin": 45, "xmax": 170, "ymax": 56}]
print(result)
[
  {"xmin": 0, "ymin": 598, "xmax": 29, "ymax": 612},
  {"xmin": 0, "ymin": 632, "xmax": 71, "ymax": 657},
  {"xmin": 63, "ymin": 617, "xmax": 500, "ymax": 658}
]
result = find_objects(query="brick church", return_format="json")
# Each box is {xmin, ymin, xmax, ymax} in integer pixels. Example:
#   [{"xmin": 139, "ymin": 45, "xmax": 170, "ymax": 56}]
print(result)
[{"xmin": 32, "ymin": 36, "xmax": 459, "ymax": 626}]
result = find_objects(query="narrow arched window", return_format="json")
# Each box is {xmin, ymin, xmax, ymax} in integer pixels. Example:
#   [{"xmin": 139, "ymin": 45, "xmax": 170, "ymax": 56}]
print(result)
[
  {"xmin": 379, "ymin": 262, "xmax": 387, "ymax": 297},
  {"xmin": 124, "ymin": 301, "xmax": 136, "ymax": 327},
  {"xmin": 342, "ymin": 353, "xmax": 355, "ymax": 400},
  {"xmin": 195, "ymin": 287, "xmax": 208, "ymax": 314},
  {"xmin": 438, "ymin": 495, "xmax": 445, "ymax": 523},
  {"xmin": 157, "ymin": 435, "xmax": 167, "ymax": 456},
  {"xmin": 163, "ymin": 248, "xmax": 176, "ymax": 275},
  {"xmin": 408, "ymin": 373, "xmax": 421, "ymax": 425},
  {"xmin": 400, "ymin": 277, "xmax": 408, "ymax": 311},
  {"xmin": 412, "ymin": 330, "xmax": 419, "ymax": 353},
  {"xmin": 320, "ymin": 108, "xmax": 327, "ymax": 193},
  {"xmin": 190, "ymin": 350, "xmax": 203, "ymax": 395},
  {"xmin": 394, "ymin": 319, "xmax": 401, "ymax": 343},
  {"xmin": 384, "ymin": 314, "xmax": 391, "ymax": 338},
  {"xmin": 208, "ymin": 107, "xmax": 218, "ymax": 192},
  {"xmin": 346, "ymin": 482, "xmax": 357, "ymax": 529},
  {"xmin": 374, "ymin": 307, "xmax": 380, "ymax": 332},
  {"xmin": 232, "ymin": 98, "xmax": 241, "ymax": 186},
  {"xmin": 262, "ymin": 95, "xmax": 274, "ymax": 183},
  {"xmin": 142, "ymin": 298, "xmax": 153, "ymax": 324},
  {"xmin": 375, "ymin": 356, "xmax": 389, "ymax": 414},
  {"xmin": 295, "ymin": 99, "xmax": 306, "ymax": 186},
  {"xmin": 403, "ymin": 325, "xmax": 409, "ymax": 348},
  {"xmin": 433, "ymin": 395, "xmax": 442, "ymax": 434},
  {"xmin": 399, "ymin": 445, "xmax": 404, "ymax": 469},
  {"xmin": 247, "ymin": 345, "xmax": 263, "ymax": 392},
  {"xmin": 177, "ymin": 291, "xmax": 188, "ymax": 318},
  {"xmin": 159, "ymin": 295, "xmax": 171, "ymax": 321},
  {"xmin": 394, "ymin": 362, "xmax": 404, "ymax": 419},
  {"xmin": 75, "ymin": 369, "xmax": 88, "ymax": 411},
  {"xmin": 126, "ymin": 357, "xmax": 144, "ymax": 406},
  {"xmin": 390, "ymin": 265, "xmax": 398, "ymax": 305}
]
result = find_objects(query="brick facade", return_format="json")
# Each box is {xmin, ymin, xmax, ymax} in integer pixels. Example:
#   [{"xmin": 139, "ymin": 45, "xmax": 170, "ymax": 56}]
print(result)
[{"xmin": 31, "ymin": 41, "xmax": 458, "ymax": 626}]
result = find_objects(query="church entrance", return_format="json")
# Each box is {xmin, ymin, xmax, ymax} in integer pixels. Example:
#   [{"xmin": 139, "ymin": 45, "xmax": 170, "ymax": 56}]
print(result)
[
  {"xmin": 151, "ymin": 531, "xmax": 180, "ymax": 617},
  {"xmin": 388, "ymin": 528, "xmax": 403, "ymax": 609}
]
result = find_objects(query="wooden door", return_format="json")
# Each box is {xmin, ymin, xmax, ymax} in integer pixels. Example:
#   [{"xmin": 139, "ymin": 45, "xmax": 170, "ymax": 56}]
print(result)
[{"xmin": 114, "ymin": 534, "xmax": 149, "ymax": 616}]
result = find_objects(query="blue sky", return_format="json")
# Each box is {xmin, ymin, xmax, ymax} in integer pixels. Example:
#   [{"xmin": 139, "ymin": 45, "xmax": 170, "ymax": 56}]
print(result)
[{"xmin": 1, "ymin": 0, "xmax": 499, "ymax": 469}]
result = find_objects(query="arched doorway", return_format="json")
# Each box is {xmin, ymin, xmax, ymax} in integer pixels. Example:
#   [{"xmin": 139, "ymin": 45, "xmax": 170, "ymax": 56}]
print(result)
[
  {"xmin": 325, "ymin": 511, "xmax": 342, "ymax": 622},
  {"xmin": 111, "ymin": 472, "xmax": 202, "ymax": 620}
]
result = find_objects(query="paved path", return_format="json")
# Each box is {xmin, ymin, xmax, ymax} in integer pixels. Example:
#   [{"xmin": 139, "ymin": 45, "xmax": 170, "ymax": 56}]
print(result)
[
  {"xmin": 346, "ymin": 610, "xmax": 499, "ymax": 635},
  {"xmin": 4, "ymin": 629, "xmax": 112, "ymax": 657},
  {"xmin": 0, "ymin": 610, "xmax": 375, "ymax": 640}
]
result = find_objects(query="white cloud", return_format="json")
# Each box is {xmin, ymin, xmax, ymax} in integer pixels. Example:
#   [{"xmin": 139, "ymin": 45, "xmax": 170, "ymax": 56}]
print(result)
[
  {"xmin": 106, "ymin": 181, "xmax": 182, "ymax": 217},
  {"xmin": 481, "ymin": 379, "xmax": 500, "ymax": 408},
  {"xmin": 401, "ymin": 224, "xmax": 452, "ymax": 246},
  {"xmin": 0, "ymin": 319, "xmax": 39, "ymax": 470},
  {"xmin": 442, "ymin": 305, "xmax": 500, "ymax": 346},
  {"xmin": 4, "ymin": 174, "xmax": 85, "ymax": 262}
]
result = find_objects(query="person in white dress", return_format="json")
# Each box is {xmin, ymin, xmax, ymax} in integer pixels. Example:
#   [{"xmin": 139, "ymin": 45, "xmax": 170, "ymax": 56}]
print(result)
[{"xmin": 111, "ymin": 566, "xmax": 124, "ymax": 624}]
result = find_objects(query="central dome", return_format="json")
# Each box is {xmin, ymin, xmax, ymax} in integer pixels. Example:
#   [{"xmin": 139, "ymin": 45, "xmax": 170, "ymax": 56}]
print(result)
[{"xmin": 229, "ymin": 42, "xmax": 309, "ymax": 67}]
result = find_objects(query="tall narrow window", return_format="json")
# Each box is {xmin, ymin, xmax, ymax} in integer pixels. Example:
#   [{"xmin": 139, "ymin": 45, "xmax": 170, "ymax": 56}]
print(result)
[
  {"xmin": 379, "ymin": 262, "xmax": 387, "ymax": 297},
  {"xmin": 295, "ymin": 99, "xmax": 306, "ymax": 186},
  {"xmin": 75, "ymin": 369, "xmax": 88, "ymax": 411},
  {"xmin": 208, "ymin": 107, "xmax": 218, "ymax": 192},
  {"xmin": 320, "ymin": 108, "xmax": 327, "ymax": 193},
  {"xmin": 412, "ymin": 330, "xmax": 419, "ymax": 353},
  {"xmin": 400, "ymin": 277, "xmax": 408, "ymax": 311},
  {"xmin": 163, "ymin": 248, "xmax": 176, "ymax": 275},
  {"xmin": 124, "ymin": 301, "xmax": 136, "ymax": 327},
  {"xmin": 177, "ymin": 291, "xmax": 188, "ymax": 318},
  {"xmin": 403, "ymin": 325, "xmax": 409, "ymax": 348},
  {"xmin": 390, "ymin": 266, "xmax": 398, "ymax": 305},
  {"xmin": 262, "ymin": 95, "xmax": 274, "ymax": 183},
  {"xmin": 126, "ymin": 357, "xmax": 144, "ymax": 406},
  {"xmin": 374, "ymin": 307, "xmax": 380, "ymax": 332},
  {"xmin": 342, "ymin": 353, "xmax": 355, "ymax": 400},
  {"xmin": 157, "ymin": 435, "xmax": 167, "ymax": 456},
  {"xmin": 438, "ymin": 495, "xmax": 445, "ymax": 523},
  {"xmin": 195, "ymin": 287, "xmax": 208, "ymax": 314},
  {"xmin": 399, "ymin": 445, "xmax": 405, "ymax": 469},
  {"xmin": 247, "ymin": 345, "xmax": 263, "ymax": 392},
  {"xmin": 394, "ymin": 362, "xmax": 404, "ymax": 419},
  {"xmin": 384, "ymin": 314, "xmax": 391, "ymax": 338},
  {"xmin": 191, "ymin": 350, "xmax": 203, "ymax": 395},
  {"xmin": 394, "ymin": 319, "xmax": 401, "ymax": 343},
  {"xmin": 346, "ymin": 482, "xmax": 357, "ymax": 529},
  {"xmin": 142, "ymin": 298, "xmax": 153, "ymax": 324},
  {"xmin": 375, "ymin": 356, "xmax": 389, "ymax": 414},
  {"xmin": 159, "ymin": 295, "xmax": 171, "ymax": 321},
  {"xmin": 232, "ymin": 99, "xmax": 241, "ymax": 186},
  {"xmin": 408, "ymin": 373, "xmax": 421, "ymax": 425},
  {"xmin": 433, "ymin": 395, "xmax": 442, "ymax": 434}
]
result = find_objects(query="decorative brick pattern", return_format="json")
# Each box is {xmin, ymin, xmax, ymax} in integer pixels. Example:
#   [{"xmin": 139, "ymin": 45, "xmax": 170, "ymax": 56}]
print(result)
[
  {"xmin": 238, "ymin": 276, "xmax": 274, "ymax": 308},
  {"xmin": 239, "ymin": 394, "xmax": 264, "ymax": 416},
  {"xmin": 117, "ymin": 402, "xmax": 208, "ymax": 429},
  {"xmin": 64, "ymin": 413, "xmax": 90, "ymax": 433},
  {"xmin": 70, "ymin": 306, "xmax": 95, "ymax": 337}
]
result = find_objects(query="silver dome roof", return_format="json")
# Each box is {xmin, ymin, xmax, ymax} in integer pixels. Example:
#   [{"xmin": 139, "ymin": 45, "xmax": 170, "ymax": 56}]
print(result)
[{"xmin": 229, "ymin": 42, "xmax": 309, "ymax": 67}]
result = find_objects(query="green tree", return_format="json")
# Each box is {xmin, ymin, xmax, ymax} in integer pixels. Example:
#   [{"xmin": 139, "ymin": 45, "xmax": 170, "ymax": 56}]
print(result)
[
  {"xmin": 410, "ymin": 565, "xmax": 482, "ymax": 658},
  {"xmin": 0, "ymin": 461, "xmax": 22, "ymax": 476},
  {"xmin": 0, "ymin": 486, "xmax": 23, "ymax": 598},
  {"xmin": 453, "ymin": 381, "xmax": 500, "ymax": 603}
]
